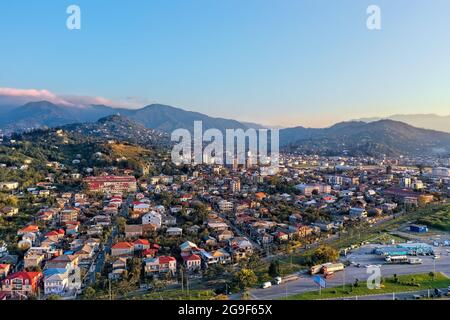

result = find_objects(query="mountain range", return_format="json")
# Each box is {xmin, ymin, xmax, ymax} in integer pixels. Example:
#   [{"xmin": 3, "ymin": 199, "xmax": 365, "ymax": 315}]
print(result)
[
  {"xmin": 356, "ymin": 114, "xmax": 450, "ymax": 133},
  {"xmin": 1, "ymin": 101, "xmax": 450, "ymax": 157},
  {"xmin": 0, "ymin": 101, "xmax": 258, "ymax": 134},
  {"xmin": 281, "ymin": 120, "xmax": 450, "ymax": 156}
]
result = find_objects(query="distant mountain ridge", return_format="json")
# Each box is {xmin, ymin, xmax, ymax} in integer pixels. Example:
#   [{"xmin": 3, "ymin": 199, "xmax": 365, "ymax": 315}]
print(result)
[
  {"xmin": 281, "ymin": 119, "xmax": 450, "ymax": 156},
  {"xmin": 0, "ymin": 101, "xmax": 258, "ymax": 134},
  {"xmin": 356, "ymin": 114, "xmax": 450, "ymax": 133}
]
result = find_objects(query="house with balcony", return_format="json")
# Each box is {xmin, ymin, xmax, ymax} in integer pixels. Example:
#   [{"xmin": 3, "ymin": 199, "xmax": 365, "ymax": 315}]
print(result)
[
  {"xmin": 1, "ymin": 271, "xmax": 42, "ymax": 298},
  {"xmin": 144, "ymin": 256, "xmax": 177, "ymax": 276},
  {"xmin": 183, "ymin": 254, "xmax": 202, "ymax": 272},
  {"xmin": 43, "ymin": 269, "xmax": 68, "ymax": 295}
]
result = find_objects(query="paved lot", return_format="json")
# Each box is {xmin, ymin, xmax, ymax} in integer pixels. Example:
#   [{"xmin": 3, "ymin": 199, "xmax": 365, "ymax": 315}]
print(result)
[{"xmin": 250, "ymin": 245, "xmax": 450, "ymax": 300}]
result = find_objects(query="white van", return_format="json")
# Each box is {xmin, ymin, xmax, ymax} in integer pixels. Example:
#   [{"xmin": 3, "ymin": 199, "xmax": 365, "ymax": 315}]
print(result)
[
  {"xmin": 261, "ymin": 282, "xmax": 272, "ymax": 289},
  {"xmin": 274, "ymin": 277, "xmax": 282, "ymax": 285}
]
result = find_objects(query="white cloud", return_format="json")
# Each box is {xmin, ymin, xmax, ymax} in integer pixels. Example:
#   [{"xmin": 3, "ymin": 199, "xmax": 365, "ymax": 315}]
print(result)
[{"xmin": 0, "ymin": 87, "xmax": 143, "ymax": 109}]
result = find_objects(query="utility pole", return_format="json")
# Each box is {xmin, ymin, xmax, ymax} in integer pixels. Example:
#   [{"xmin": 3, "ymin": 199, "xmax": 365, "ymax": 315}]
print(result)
[
  {"xmin": 181, "ymin": 267, "xmax": 184, "ymax": 294},
  {"xmin": 343, "ymin": 268, "xmax": 346, "ymax": 291},
  {"xmin": 187, "ymin": 273, "xmax": 190, "ymax": 299}
]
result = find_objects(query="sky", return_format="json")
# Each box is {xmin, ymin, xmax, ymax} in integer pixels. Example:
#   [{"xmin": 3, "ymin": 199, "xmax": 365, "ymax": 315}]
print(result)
[{"xmin": 0, "ymin": 0, "xmax": 449, "ymax": 127}]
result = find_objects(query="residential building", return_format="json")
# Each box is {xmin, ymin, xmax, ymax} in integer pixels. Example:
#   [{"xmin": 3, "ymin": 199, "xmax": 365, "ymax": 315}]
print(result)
[
  {"xmin": 183, "ymin": 254, "xmax": 202, "ymax": 272},
  {"xmin": 84, "ymin": 175, "xmax": 137, "ymax": 193},
  {"xmin": 1, "ymin": 272, "xmax": 42, "ymax": 298},
  {"xmin": 144, "ymin": 256, "xmax": 176, "ymax": 275},
  {"xmin": 111, "ymin": 242, "xmax": 134, "ymax": 257}
]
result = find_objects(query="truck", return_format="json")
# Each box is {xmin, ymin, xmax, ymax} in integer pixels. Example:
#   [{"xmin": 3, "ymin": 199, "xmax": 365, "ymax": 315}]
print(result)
[
  {"xmin": 322, "ymin": 263, "xmax": 345, "ymax": 274},
  {"xmin": 385, "ymin": 255, "xmax": 409, "ymax": 264},
  {"xmin": 408, "ymin": 257, "xmax": 423, "ymax": 265},
  {"xmin": 274, "ymin": 276, "xmax": 282, "ymax": 285},
  {"xmin": 310, "ymin": 264, "xmax": 324, "ymax": 275},
  {"xmin": 283, "ymin": 274, "xmax": 300, "ymax": 282}
]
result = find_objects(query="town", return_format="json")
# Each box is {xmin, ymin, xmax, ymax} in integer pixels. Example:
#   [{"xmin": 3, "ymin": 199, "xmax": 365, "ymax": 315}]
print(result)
[{"xmin": 1, "ymin": 134, "xmax": 449, "ymax": 300}]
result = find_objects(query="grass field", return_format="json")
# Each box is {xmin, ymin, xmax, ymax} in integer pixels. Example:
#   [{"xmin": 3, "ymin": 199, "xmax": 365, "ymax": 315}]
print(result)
[
  {"xmin": 128, "ymin": 289, "xmax": 216, "ymax": 300},
  {"xmin": 330, "ymin": 206, "xmax": 445, "ymax": 250},
  {"xmin": 283, "ymin": 273, "xmax": 450, "ymax": 300},
  {"xmin": 110, "ymin": 143, "xmax": 153, "ymax": 158},
  {"xmin": 417, "ymin": 205, "xmax": 450, "ymax": 232}
]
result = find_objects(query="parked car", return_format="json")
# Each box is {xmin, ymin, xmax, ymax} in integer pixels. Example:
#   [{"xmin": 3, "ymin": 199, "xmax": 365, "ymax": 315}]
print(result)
[
  {"xmin": 261, "ymin": 282, "xmax": 272, "ymax": 289},
  {"xmin": 434, "ymin": 288, "xmax": 444, "ymax": 297}
]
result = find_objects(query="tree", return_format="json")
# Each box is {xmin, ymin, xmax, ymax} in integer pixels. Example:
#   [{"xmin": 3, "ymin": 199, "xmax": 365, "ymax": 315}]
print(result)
[
  {"xmin": 83, "ymin": 286, "xmax": 96, "ymax": 300},
  {"xmin": 116, "ymin": 217, "xmax": 127, "ymax": 233},
  {"xmin": 241, "ymin": 290, "xmax": 251, "ymax": 300},
  {"xmin": 393, "ymin": 274, "xmax": 399, "ymax": 283},
  {"xmin": 247, "ymin": 253, "xmax": 262, "ymax": 269},
  {"xmin": 233, "ymin": 268, "xmax": 258, "ymax": 291},
  {"xmin": 310, "ymin": 245, "xmax": 339, "ymax": 265},
  {"xmin": 268, "ymin": 261, "xmax": 281, "ymax": 278}
]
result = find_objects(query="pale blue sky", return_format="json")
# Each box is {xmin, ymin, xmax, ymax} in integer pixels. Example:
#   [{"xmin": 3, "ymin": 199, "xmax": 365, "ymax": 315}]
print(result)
[{"xmin": 0, "ymin": 0, "xmax": 449, "ymax": 127}]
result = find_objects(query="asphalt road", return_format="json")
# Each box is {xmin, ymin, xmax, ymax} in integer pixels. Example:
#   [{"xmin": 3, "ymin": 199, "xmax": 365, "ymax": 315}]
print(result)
[
  {"xmin": 250, "ymin": 246, "xmax": 450, "ymax": 300},
  {"xmin": 81, "ymin": 195, "xmax": 130, "ymax": 289}
]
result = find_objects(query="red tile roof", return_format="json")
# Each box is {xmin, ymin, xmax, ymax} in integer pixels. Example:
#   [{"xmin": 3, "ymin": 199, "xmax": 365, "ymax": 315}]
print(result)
[
  {"xmin": 184, "ymin": 254, "xmax": 201, "ymax": 261},
  {"xmin": 133, "ymin": 239, "xmax": 150, "ymax": 245},
  {"xmin": 18, "ymin": 225, "xmax": 39, "ymax": 233},
  {"xmin": 112, "ymin": 242, "xmax": 133, "ymax": 249},
  {"xmin": 158, "ymin": 256, "xmax": 176, "ymax": 264},
  {"xmin": 4, "ymin": 271, "xmax": 42, "ymax": 282}
]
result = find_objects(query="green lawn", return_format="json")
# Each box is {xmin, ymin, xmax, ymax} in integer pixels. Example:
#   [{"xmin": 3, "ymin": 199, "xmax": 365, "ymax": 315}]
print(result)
[
  {"xmin": 129, "ymin": 289, "xmax": 216, "ymax": 300},
  {"xmin": 283, "ymin": 273, "xmax": 450, "ymax": 300},
  {"xmin": 417, "ymin": 205, "xmax": 450, "ymax": 232}
]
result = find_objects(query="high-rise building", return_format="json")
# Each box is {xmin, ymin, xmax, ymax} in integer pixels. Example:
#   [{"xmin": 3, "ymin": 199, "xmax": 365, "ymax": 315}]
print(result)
[
  {"xmin": 400, "ymin": 177, "xmax": 412, "ymax": 188},
  {"xmin": 232, "ymin": 158, "xmax": 238, "ymax": 171},
  {"xmin": 231, "ymin": 180, "xmax": 241, "ymax": 193}
]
